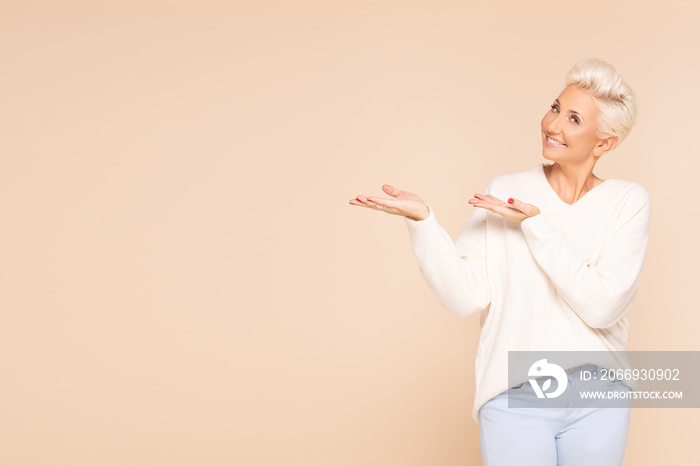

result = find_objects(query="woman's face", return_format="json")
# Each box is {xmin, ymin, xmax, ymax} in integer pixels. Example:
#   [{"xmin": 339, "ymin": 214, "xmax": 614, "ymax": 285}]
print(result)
[{"xmin": 541, "ymin": 84, "xmax": 609, "ymax": 163}]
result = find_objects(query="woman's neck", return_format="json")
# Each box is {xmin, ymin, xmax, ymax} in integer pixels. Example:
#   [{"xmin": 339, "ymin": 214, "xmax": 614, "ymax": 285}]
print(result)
[{"xmin": 544, "ymin": 162, "xmax": 604, "ymax": 205}]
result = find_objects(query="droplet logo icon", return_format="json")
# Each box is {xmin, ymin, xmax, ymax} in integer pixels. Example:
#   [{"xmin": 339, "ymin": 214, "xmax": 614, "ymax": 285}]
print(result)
[{"xmin": 528, "ymin": 359, "xmax": 568, "ymax": 399}]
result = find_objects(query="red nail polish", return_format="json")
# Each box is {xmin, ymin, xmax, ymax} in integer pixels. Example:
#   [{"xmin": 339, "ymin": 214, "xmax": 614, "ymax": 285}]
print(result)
[{"xmin": 507, "ymin": 198, "xmax": 514, "ymax": 204}]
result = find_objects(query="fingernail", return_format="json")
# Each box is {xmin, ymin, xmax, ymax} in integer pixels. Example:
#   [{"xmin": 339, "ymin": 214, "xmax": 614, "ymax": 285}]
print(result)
[{"xmin": 507, "ymin": 198, "xmax": 514, "ymax": 204}]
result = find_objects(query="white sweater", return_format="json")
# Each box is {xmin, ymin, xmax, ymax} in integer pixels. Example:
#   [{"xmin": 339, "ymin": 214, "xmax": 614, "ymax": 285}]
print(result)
[{"xmin": 403, "ymin": 162, "xmax": 651, "ymax": 423}]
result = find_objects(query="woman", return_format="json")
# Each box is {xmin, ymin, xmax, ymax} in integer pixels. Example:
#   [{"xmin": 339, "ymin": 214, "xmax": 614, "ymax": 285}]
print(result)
[{"xmin": 349, "ymin": 58, "xmax": 651, "ymax": 466}]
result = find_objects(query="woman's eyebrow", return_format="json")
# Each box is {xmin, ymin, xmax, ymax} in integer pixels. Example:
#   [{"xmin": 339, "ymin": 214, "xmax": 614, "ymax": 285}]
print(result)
[{"xmin": 555, "ymin": 99, "xmax": 584, "ymax": 120}]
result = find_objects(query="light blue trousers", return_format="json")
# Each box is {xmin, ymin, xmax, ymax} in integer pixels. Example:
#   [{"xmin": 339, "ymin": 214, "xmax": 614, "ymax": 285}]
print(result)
[{"xmin": 478, "ymin": 363, "xmax": 631, "ymax": 466}]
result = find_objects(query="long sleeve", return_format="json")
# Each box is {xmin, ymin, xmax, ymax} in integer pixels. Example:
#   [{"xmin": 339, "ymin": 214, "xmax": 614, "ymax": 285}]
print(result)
[
  {"xmin": 403, "ymin": 198, "xmax": 491, "ymax": 319},
  {"xmin": 520, "ymin": 184, "xmax": 651, "ymax": 329}
]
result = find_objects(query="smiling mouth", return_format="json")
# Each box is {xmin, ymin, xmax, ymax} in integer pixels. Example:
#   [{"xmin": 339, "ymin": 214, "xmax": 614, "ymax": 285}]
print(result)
[{"xmin": 546, "ymin": 136, "xmax": 567, "ymax": 147}]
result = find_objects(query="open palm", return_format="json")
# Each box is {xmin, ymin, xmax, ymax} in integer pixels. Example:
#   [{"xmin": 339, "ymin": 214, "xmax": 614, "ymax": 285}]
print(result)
[
  {"xmin": 468, "ymin": 193, "xmax": 540, "ymax": 224},
  {"xmin": 349, "ymin": 184, "xmax": 430, "ymax": 221}
]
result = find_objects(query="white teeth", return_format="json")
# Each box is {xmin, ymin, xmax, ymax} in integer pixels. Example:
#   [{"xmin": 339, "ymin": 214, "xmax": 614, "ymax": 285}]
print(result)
[{"xmin": 547, "ymin": 137, "xmax": 566, "ymax": 146}]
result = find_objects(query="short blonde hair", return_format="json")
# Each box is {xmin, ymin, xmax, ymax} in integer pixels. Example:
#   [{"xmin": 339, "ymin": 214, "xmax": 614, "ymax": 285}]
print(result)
[{"xmin": 565, "ymin": 58, "xmax": 638, "ymax": 145}]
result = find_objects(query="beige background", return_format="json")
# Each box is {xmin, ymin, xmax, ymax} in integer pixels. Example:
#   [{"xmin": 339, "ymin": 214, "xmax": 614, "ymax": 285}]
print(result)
[{"xmin": 1, "ymin": 1, "xmax": 698, "ymax": 465}]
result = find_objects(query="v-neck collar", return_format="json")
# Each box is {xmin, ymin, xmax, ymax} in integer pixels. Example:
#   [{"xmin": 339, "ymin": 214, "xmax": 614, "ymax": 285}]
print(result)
[{"xmin": 538, "ymin": 163, "xmax": 611, "ymax": 207}]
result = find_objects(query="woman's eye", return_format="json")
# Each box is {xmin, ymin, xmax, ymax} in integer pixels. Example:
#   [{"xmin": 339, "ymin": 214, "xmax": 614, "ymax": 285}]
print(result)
[
  {"xmin": 550, "ymin": 105, "xmax": 559, "ymax": 114},
  {"xmin": 570, "ymin": 116, "xmax": 580, "ymax": 124}
]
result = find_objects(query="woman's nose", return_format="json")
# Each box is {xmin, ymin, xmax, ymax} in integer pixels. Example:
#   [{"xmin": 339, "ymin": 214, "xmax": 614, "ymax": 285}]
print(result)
[{"xmin": 544, "ymin": 114, "xmax": 562, "ymax": 134}]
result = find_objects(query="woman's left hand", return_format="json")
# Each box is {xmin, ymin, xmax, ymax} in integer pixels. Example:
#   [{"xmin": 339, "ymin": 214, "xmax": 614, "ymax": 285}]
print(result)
[{"xmin": 468, "ymin": 194, "xmax": 541, "ymax": 224}]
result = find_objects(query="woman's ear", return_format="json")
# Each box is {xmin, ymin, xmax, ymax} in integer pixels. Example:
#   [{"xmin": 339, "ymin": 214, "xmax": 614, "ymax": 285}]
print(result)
[{"xmin": 595, "ymin": 135, "xmax": 619, "ymax": 157}]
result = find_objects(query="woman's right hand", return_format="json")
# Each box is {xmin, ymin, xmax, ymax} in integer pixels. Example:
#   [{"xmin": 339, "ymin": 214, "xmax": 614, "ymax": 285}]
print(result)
[{"xmin": 349, "ymin": 184, "xmax": 430, "ymax": 221}]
